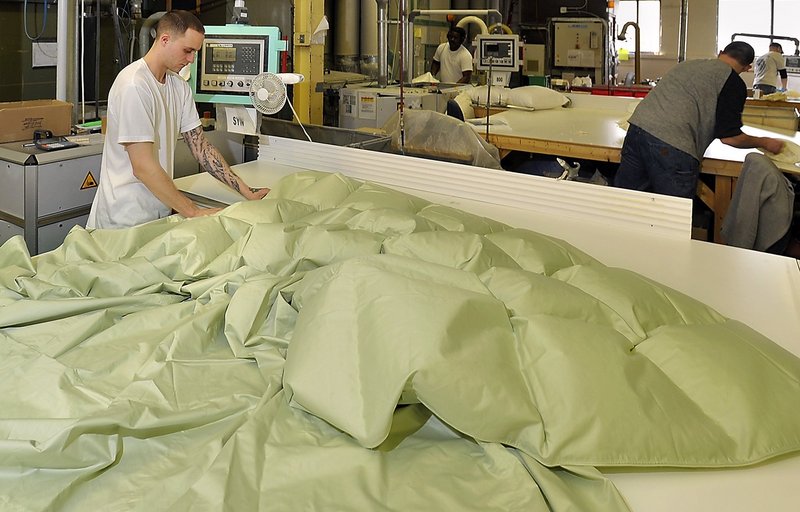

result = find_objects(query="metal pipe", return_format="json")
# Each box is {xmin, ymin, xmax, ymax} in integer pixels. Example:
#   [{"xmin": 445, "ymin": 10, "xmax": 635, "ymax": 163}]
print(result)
[
  {"xmin": 678, "ymin": 0, "xmax": 688, "ymax": 62},
  {"xmin": 404, "ymin": 9, "xmax": 501, "ymax": 84},
  {"xmin": 95, "ymin": 0, "xmax": 100, "ymax": 120},
  {"xmin": 618, "ymin": 22, "xmax": 640, "ymax": 86},
  {"xmin": 72, "ymin": 0, "xmax": 80, "ymax": 124},
  {"xmin": 731, "ymin": 32, "xmax": 800, "ymax": 56},
  {"xmin": 139, "ymin": 11, "xmax": 166, "ymax": 60},
  {"xmin": 376, "ymin": 0, "xmax": 389, "ymax": 87},
  {"xmin": 456, "ymin": 16, "xmax": 488, "ymax": 35},
  {"xmin": 56, "ymin": 0, "xmax": 70, "ymax": 102},
  {"xmin": 361, "ymin": 0, "xmax": 378, "ymax": 78}
]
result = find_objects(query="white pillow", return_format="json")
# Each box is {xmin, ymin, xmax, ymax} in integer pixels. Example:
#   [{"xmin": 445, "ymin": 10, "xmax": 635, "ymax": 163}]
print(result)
[
  {"xmin": 466, "ymin": 85, "xmax": 509, "ymax": 106},
  {"xmin": 505, "ymin": 86, "xmax": 569, "ymax": 110},
  {"xmin": 453, "ymin": 92, "xmax": 475, "ymax": 119}
]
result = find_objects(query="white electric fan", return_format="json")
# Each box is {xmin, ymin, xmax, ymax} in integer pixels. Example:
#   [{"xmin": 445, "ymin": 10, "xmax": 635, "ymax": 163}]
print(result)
[{"xmin": 249, "ymin": 72, "xmax": 312, "ymax": 142}]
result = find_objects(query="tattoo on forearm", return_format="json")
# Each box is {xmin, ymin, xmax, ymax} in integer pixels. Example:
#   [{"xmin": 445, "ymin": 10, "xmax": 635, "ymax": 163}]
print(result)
[{"xmin": 183, "ymin": 126, "xmax": 243, "ymax": 194}]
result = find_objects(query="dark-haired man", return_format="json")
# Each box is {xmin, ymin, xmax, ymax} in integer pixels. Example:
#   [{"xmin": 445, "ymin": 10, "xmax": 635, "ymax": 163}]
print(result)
[
  {"xmin": 753, "ymin": 42, "xmax": 788, "ymax": 95},
  {"xmin": 88, "ymin": 10, "xmax": 268, "ymax": 229},
  {"xmin": 614, "ymin": 41, "xmax": 785, "ymax": 198},
  {"xmin": 430, "ymin": 27, "xmax": 473, "ymax": 84}
]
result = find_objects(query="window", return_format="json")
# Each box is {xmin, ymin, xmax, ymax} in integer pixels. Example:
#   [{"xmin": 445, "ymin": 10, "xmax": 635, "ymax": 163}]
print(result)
[
  {"xmin": 718, "ymin": 0, "xmax": 800, "ymax": 55},
  {"xmin": 614, "ymin": 0, "xmax": 661, "ymax": 54}
]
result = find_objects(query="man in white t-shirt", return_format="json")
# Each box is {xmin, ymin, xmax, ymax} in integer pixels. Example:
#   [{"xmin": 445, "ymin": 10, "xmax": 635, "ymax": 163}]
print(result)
[
  {"xmin": 430, "ymin": 27, "xmax": 473, "ymax": 84},
  {"xmin": 752, "ymin": 42, "xmax": 788, "ymax": 95},
  {"xmin": 87, "ymin": 10, "xmax": 268, "ymax": 230}
]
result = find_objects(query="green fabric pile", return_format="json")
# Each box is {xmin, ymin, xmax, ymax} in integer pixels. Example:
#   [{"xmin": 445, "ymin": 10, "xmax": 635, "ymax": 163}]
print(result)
[{"xmin": 1, "ymin": 171, "xmax": 798, "ymax": 511}]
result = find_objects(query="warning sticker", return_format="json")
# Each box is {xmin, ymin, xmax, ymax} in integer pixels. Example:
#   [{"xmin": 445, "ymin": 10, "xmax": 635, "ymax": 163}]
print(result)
[{"xmin": 81, "ymin": 172, "xmax": 98, "ymax": 189}]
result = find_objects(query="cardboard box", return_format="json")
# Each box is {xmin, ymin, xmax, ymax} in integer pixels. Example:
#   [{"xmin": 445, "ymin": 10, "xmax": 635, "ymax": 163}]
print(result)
[{"xmin": 0, "ymin": 100, "xmax": 73, "ymax": 143}]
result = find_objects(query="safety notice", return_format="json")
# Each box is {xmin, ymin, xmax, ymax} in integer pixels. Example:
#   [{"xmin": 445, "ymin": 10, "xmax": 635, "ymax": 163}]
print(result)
[{"xmin": 81, "ymin": 172, "xmax": 98, "ymax": 189}]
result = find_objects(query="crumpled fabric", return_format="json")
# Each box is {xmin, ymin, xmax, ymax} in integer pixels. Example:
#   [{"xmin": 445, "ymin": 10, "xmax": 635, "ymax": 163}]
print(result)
[
  {"xmin": 1, "ymin": 170, "xmax": 799, "ymax": 511},
  {"xmin": 383, "ymin": 109, "xmax": 503, "ymax": 169}
]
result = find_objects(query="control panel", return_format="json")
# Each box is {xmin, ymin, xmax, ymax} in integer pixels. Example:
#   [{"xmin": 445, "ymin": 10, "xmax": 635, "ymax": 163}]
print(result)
[
  {"xmin": 196, "ymin": 37, "xmax": 268, "ymax": 96},
  {"xmin": 189, "ymin": 25, "xmax": 286, "ymax": 105},
  {"xmin": 474, "ymin": 34, "xmax": 521, "ymax": 72},
  {"xmin": 785, "ymin": 55, "xmax": 800, "ymax": 75}
]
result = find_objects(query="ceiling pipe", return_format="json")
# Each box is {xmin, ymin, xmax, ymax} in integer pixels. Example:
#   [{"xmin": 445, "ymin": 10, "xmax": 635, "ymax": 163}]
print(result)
[
  {"xmin": 731, "ymin": 32, "xmax": 800, "ymax": 56},
  {"xmin": 677, "ymin": 0, "xmax": 688, "ymax": 62},
  {"xmin": 56, "ymin": 0, "xmax": 80, "ymax": 124},
  {"xmin": 139, "ymin": 11, "xmax": 166, "ymax": 60},
  {"xmin": 376, "ymin": 0, "xmax": 389, "ymax": 87}
]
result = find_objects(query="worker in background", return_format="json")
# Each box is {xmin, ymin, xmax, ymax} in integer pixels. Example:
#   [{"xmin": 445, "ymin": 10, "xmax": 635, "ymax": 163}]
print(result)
[
  {"xmin": 87, "ymin": 10, "xmax": 268, "ymax": 230},
  {"xmin": 614, "ymin": 41, "xmax": 785, "ymax": 199},
  {"xmin": 430, "ymin": 26, "xmax": 473, "ymax": 84},
  {"xmin": 752, "ymin": 42, "xmax": 788, "ymax": 95}
]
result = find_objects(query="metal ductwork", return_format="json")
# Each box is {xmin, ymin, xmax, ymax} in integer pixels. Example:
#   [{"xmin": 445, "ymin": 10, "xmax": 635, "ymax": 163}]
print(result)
[
  {"xmin": 361, "ymin": 0, "xmax": 378, "ymax": 78},
  {"xmin": 139, "ymin": 12, "xmax": 166, "ymax": 60},
  {"xmin": 678, "ymin": 0, "xmax": 688, "ymax": 62},
  {"xmin": 376, "ymin": 0, "xmax": 389, "ymax": 87},
  {"xmin": 335, "ymin": 0, "xmax": 361, "ymax": 72},
  {"xmin": 57, "ymin": 0, "xmax": 80, "ymax": 124}
]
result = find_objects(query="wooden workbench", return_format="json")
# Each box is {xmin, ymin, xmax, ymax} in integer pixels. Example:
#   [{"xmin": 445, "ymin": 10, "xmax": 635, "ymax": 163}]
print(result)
[{"xmin": 472, "ymin": 94, "xmax": 800, "ymax": 242}]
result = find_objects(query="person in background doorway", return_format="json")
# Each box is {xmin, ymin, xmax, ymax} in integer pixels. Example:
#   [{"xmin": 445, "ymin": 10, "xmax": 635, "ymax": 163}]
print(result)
[
  {"xmin": 430, "ymin": 26, "xmax": 473, "ymax": 84},
  {"xmin": 752, "ymin": 42, "xmax": 788, "ymax": 95},
  {"xmin": 87, "ymin": 10, "xmax": 268, "ymax": 230},
  {"xmin": 614, "ymin": 41, "xmax": 785, "ymax": 199}
]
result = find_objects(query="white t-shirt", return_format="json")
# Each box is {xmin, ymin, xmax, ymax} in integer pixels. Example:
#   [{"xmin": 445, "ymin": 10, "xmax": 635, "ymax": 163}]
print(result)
[
  {"xmin": 433, "ymin": 43, "xmax": 474, "ymax": 83},
  {"xmin": 87, "ymin": 59, "xmax": 201, "ymax": 229},
  {"xmin": 753, "ymin": 50, "xmax": 786, "ymax": 88}
]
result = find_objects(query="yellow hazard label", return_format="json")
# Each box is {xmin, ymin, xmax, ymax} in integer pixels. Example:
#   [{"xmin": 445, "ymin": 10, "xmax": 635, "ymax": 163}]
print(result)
[{"xmin": 81, "ymin": 172, "xmax": 98, "ymax": 189}]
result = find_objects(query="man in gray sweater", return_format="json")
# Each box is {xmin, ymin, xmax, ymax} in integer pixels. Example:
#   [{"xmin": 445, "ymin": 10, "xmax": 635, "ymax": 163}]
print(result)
[{"xmin": 614, "ymin": 41, "xmax": 785, "ymax": 198}]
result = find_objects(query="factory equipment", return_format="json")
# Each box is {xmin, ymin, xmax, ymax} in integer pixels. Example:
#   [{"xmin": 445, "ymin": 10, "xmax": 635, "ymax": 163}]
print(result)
[
  {"xmin": 522, "ymin": 44, "xmax": 547, "ymax": 77},
  {"xmin": 189, "ymin": 25, "xmax": 288, "ymax": 105},
  {"xmin": 474, "ymin": 34, "xmax": 522, "ymax": 87},
  {"xmin": 339, "ymin": 86, "xmax": 447, "ymax": 130},
  {"xmin": 0, "ymin": 141, "xmax": 102, "ymax": 255},
  {"xmin": 551, "ymin": 17, "xmax": 609, "ymax": 85}
]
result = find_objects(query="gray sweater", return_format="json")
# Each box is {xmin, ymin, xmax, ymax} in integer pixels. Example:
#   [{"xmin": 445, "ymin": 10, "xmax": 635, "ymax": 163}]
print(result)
[
  {"xmin": 629, "ymin": 59, "xmax": 736, "ymax": 161},
  {"xmin": 721, "ymin": 153, "xmax": 795, "ymax": 251}
]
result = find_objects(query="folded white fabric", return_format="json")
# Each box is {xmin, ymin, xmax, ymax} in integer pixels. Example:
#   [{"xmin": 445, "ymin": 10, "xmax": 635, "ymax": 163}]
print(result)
[
  {"xmin": 504, "ymin": 86, "xmax": 569, "ymax": 110},
  {"xmin": 412, "ymin": 72, "xmax": 439, "ymax": 84},
  {"xmin": 466, "ymin": 85, "xmax": 509, "ymax": 106}
]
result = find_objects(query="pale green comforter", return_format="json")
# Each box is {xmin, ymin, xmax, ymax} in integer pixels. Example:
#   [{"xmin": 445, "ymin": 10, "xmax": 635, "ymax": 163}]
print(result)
[{"xmin": 1, "ymin": 171, "xmax": 798, "ymax": 511}]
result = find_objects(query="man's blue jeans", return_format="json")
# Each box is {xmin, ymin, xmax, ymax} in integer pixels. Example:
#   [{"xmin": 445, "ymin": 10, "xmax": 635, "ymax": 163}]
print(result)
[{"xmin": 614, "ymin": 124, "xmax": 700, "ymax": 199}]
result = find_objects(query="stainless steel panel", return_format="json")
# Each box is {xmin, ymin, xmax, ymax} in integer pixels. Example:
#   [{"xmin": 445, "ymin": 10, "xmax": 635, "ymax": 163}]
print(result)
[
  {"xmin": 0, "ymin": 221, "xmax": 24, "ymax": 249},
  {"xmin": 37, "ymin": 154, "xmax": 101, "ymax": 217},
  {"xmin": 37, "ymin": 213, "xmax": 89, "ymax": 254},
  {"xmin": 0, "ymin": 161, "xmax": 25, "ymax": 218}
]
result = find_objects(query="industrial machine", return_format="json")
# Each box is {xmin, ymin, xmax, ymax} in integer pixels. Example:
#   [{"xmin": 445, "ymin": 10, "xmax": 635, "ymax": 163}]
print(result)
[
  {"xmin": 522, "ymin": 44, "xmax": 547, "ymax": 81},
  {"xmin": 189, "ymin": 25, "xmax": 287, "ymax": 105},
  {"xmin": 0, "ymin": 141, "xmax": 102, "ymax": 255},
  {"xmin": 551, "ymin": 17, "xmax": 609, "ymax": 85},
  {"xmin": 474, "ymin": 34, "xmax": 523, "ymax": 87},
  {"xmin": 338, "ymin": 86, "xmax": 448, "ymax": 130}
]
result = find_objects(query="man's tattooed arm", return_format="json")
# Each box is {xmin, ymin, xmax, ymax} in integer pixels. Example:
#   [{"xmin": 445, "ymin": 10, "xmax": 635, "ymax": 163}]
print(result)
[{"xmin": 182, "ymin": 126, "xmax": 269, "ymax": 199}]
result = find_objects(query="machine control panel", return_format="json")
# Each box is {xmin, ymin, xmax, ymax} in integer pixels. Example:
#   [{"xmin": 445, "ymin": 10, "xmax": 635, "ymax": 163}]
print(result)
[
  {"xmin": 785, "ymin": 55, "xmax": 800, "ymax": 75},
  {"xmin": 196, "ymin": 36, "xmax": 269, "ymax": 96},
  {"xmin": 474, "ymin": 34, "xmax": 521, "ymax": 72}
]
